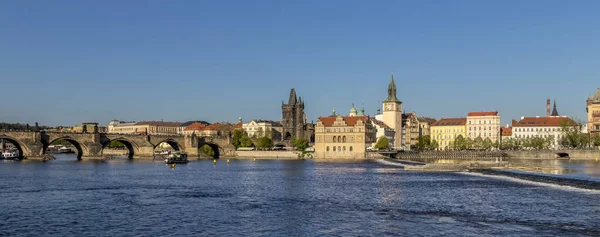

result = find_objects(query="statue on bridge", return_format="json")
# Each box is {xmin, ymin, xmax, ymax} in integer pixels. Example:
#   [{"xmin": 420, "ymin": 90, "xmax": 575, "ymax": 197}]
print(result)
[
  {"xmin": 82, "ymin": 125, "xmax": 87, "ymax": 133},
  {"xmin": 35, "ymin": 122, "xmax": 39, "ymax": 131},
  {"xmin": 26, "ymin": 124, "xmax": 30, "ymax": 131},
  {"xmin": 93, "ymin": 125, "xmax": 98, "ymax": 134}
]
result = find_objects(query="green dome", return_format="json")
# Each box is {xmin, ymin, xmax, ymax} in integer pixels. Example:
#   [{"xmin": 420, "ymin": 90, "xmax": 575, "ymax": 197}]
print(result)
[{"xmin": 350, "ymin": 107, "xmax": 357, "ymax": 114}]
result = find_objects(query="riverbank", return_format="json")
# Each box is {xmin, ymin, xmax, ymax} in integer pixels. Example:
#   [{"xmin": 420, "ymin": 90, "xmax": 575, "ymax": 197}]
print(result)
[{"xmin": 506, "ymin": 150, "xmax": 600, "ymax": 160}]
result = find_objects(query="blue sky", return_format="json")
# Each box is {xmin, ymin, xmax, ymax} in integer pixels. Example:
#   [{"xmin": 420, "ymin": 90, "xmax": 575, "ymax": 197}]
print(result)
[{"xmin": 1, "ymin": 0, "xmax": 599, "ymax": 126}]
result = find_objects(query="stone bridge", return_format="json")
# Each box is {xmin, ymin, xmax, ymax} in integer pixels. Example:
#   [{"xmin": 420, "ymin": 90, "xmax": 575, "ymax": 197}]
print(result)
[{"xmin": 0, "ymin": 131, "xmax": 235, "ymax": 159}]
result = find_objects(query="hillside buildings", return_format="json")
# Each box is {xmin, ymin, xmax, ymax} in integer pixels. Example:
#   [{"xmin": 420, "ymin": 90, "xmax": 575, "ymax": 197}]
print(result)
[
  {"xmin": 466, "ymin": 111, "xmax": 501, "ymax": 143},
  {"xmin": 587, "ymin": 88, "xmax": 600, "ymax": 135},
  {"xmin": 430, "ymin": 118, "xmax": 467, "ymax": 150}
]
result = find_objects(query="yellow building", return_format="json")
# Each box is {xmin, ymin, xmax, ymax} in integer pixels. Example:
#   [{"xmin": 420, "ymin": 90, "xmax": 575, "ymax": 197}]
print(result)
[
  {"xmin": 314, "ymin": 113, "xmax": 376, "ymax": 159},
  {"xmin": 430, "ymin": 118, "xmax": 467, "ymax": 150},
  {"xmin": 71, "ymin": 122, "xmax": 107, "ymax": 133},
  {"xmin": 587, "ymin": 88, "xmax": 600, "ymax": 135}
]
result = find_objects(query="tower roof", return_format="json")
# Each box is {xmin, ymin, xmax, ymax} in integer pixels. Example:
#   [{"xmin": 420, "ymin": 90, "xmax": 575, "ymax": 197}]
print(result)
[
  {"xmin": 288, "ymin": 88, "xmax": 297, "ymax": 105},
  {"xmin": 384, "ymin": 74, "xmax": 401, "ymax": 103},
  {"xmin": 349, "ymin": 103, "xmax": 357, "ymax": 114},
  {"xmin": 551, "ymin": 100, "xmax": 559, "ymax": 116}
]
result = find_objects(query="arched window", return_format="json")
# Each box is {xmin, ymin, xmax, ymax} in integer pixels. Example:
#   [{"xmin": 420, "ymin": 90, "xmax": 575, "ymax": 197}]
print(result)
[
  {"xmin": 343, "ymin": 146, "xmax": 346, "ymax": 151},
  {"xmin": 326, "ymin": 146, "xmax": 329, "ymax": 152},
  {"xmin": 342, "ymin": 136, "xmax": 346, "ymax": 142},
  {"xmin": 333, "ymin": 136, "xmax": 337, "ymax": 142},
  {"xmin": 338, "ymin": 146, "xmax": 341, "ymax": 152},
  {"xmin": 333, "ymin": 146, "xmax": 336, "ymax": 151},
  {"xmin": 350, "ymin": 146, "xmax": 353, "ymax": 151},
  {"xmin": 338, "ymin": 136, "xmax": 341, "ymax": 143}
]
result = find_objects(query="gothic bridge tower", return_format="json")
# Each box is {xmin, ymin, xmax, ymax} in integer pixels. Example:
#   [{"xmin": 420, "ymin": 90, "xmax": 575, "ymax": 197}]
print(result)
[{"xmin": 282, "ymin": 88, "xmax": 306, "ymax": 141}]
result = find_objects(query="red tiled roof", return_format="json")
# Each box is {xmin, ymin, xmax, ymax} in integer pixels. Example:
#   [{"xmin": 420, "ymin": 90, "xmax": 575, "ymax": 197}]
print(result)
[
  {"xmin": 317, "ymin": 116, "xmax": 368, "ymax": 127},
  {"xmin": 467, "ymin": 111, "xmax": 498, "ymax": 116},
  {"xmin": 235, "ymin": 122, "xmax": 243, "ymax": 129},
  {"xmin": 371, "ymin": 119, "xmax": 390, "ymax": 128},
  {"xmin": 184, "ymin": 122, "xmax": 220, "ymax": 131},
  {"xmin": 501, "ymin": 127, "xmax": 512, "ymax": 136},
  {"xmin": 512, "ymin": 117, "xmax": 577, "ymax": 127},
  {"xmin": 135, "ymin": 121, "xmax": 183, "ymax": 127},
  {"xmin": 431, "ymin": 118, "xmax": 466, "ymax": 126}
]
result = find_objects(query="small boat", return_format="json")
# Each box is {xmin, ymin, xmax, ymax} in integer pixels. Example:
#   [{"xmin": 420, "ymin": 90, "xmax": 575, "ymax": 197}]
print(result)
[
  {"xmin": 164, "ymin": 152, "xmax": 188, "ymax": 164},
  {"xmin": 2, "ymin": 149, "xmax": 21, "ymax": 160}
]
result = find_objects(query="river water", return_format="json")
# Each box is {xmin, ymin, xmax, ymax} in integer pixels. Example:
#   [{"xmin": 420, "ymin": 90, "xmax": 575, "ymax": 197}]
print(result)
[{"xmin": 1, "ymin": 155, "xmax": 599, "ymax": 236}]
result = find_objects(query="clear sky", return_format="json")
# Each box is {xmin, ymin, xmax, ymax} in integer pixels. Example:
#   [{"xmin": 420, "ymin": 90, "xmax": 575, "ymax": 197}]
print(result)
[{"xmin": 1, "ymin": 0, "xmax": 599, "ymax": 126}]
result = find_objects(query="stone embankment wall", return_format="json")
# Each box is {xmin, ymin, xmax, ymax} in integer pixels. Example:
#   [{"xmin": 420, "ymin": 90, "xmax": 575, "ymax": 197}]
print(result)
[
  {"xmin": 235, "ymin": 150, "xmax": 302, "ymax": 159},
  {"xmin": 102, "ymin": 149, "xmax": 129, "ymax": 156},
  {"xmin": 506, "ymin": 150, "xmax": 600, "ymax": 160}
]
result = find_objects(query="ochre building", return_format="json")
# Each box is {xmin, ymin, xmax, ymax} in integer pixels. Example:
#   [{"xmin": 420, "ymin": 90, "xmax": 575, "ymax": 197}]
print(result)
[
  {"xmin": 314, "ymin": 114, "xmax": 376, "ymax": 159},
  {"xmin": 430, "ymin": 118, "xmax": 467, "ymax": 150}
]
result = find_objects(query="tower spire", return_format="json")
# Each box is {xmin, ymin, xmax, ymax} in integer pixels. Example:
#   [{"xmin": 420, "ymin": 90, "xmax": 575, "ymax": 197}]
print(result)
[
  {"xmin": 384, "ymin": 73, "xmax": 401, "ymax": 102},
  {"xmin": 551, "ymin": 99, "xmax": 559, "ymax": 116}
]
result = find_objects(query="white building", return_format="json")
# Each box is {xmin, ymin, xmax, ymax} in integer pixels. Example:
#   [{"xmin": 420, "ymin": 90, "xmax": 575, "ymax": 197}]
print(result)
[
  {"xmin": 370, "ymin": 118, "xmax": 395, "ymax": 148},
  {"xmin": 107, "ymin": 120, "xmax": 137, "ymax": 134},
  {"xmin": 511, "ymin": 116, "xmax": 576, "ymax": 149},
  {"xmin": 242, "ymin": 120, "xmax": 283, "ymax": 140},
  {"xmin": 466, "ymin": 111, "xmax": 501, "ymax": 143}
]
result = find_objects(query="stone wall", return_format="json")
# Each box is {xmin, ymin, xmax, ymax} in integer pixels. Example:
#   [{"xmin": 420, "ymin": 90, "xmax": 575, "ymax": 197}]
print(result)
[
  {"xmin": 506, "ymin": 150, "xmax": 600, "ymax": 160},
  {"xmin": 235, "ymin": 150, "xmax": 301, "ymax": 159}
]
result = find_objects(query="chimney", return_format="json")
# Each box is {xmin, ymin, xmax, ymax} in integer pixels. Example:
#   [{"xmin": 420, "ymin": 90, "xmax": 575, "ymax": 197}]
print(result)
[{"xmin": 546, "ymin": 99, "xmax": 551, "ymax": 117}]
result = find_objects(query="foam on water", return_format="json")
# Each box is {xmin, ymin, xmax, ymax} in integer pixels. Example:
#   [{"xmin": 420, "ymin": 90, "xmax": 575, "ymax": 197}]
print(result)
[{"xmin": 460, "ymin": 171, "xmax": 600, "ymax": 194}]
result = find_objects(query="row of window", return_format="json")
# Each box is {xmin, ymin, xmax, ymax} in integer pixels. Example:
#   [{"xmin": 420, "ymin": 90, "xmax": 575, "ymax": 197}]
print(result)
[
  {"xmin": 432, "ymin": 129, "xmax": 464, "ymax": 133},
  {"xmin": 469, "ymin": 126, "xmax": 493, "ymax": 131},
  {"xmin": 468, "ymin": 133, "xmax": 494, "ymax": 137},
  {"xmin": 468, "ymin": 120, "xmax": 498, "ymax": 125},
  {"xmin": 324, "ymin": 128, "xmax": 362, "ymax": 133},
  {"xmin": 326, "ymin": 146, "xmax": 353, "ymax": 152},
  {"xmin": 514, "ymin": 127, "xmax": 560, "ymax": 132},
  {"xmin": 514, "ymin": 134, "xmax": 560, "ymax": 139}
]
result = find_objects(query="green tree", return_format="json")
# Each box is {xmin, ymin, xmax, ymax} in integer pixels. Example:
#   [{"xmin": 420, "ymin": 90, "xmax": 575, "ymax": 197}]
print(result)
[
  {"xmin": 473, "ymin": 137, "xmax": 484, "ymax": 150},
  {"xmin": 416, "ymin": 135, "xmax": 431, "ymax": 150},
  {"xmin": 240, "ymin": 135, "xmax": 254, "ymax": 148},
  {"xmin": 256, "ymin": 136, "xmax": 274, "ymax": 150},
  {"xmin": 199, "ymin": 144, "xmax": 215, "ymax": 157},
  {"xmin": 232, "ymin": 129, "xmax": 245, "ymax": 148},
  {"xmin": 292, "ymin": 137, "xmax": 309, "ymax": 151},
  {"xmin": 500, "ymin": 138, "xmax": 515, "ymax": 150},
  {"xmin": 107, "ymin": 140, "xmax": 125, "ymax": 148},
  {"xmin": 374, "ymin": 136, "xmax": 390, "ymax": 150},
  {"xmin": 430, "ymin": 139, "xmax": 439, "ymax": 150},
  {"xmin": 559, "ymin": 119, "xmax": 587, "ymax": 148},
  {"xmin": 466, "ymin": 138, "xmax": 474, "ymax": 149},
  {"xmin": 591, "ymin": 134, "xmax": 600, "ymax": 147},
  {"xmin": 453, "ymin": 135, "xmax": 467, "ymax": 150},
  {"xmin": 482, "ymin": 137, "xmax": 493, "ymax": 150}
]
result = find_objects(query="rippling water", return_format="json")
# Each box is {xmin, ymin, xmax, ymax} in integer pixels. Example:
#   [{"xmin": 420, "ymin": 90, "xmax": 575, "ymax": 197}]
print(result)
[{"xmin": 1, "ymin": 155, "xmax": 599, "ymax": 236}]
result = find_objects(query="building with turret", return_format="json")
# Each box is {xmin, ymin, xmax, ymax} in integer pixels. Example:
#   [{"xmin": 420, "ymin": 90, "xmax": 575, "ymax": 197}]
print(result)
[{"xmin": 381, "ymin": 74, "xmax": 403, "ymax": 148}]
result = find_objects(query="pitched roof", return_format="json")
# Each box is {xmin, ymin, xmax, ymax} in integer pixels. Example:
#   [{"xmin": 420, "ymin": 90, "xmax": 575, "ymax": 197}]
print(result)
[
  {"xmin": 371, "ymin": 119, "xmax": 390, "ymax": 128},
  {"xmin": 317, "ymin": 116, "xmax": 368, "ymax": 127},
  {"xmin": 135, "ymin": 121, "xmax": 183, "ymax": 127},
  {"xmin": 180, "ymin": 120, "xmax": 210, "ymax": 127},
  {"xmin": 467, "ymin": 111, "xmax": 498, "ymax": 116},
  {"xmin": 431, "ymin": 118, "xmax": 467, "ymax": 126},
  {"xmin": 501, "ymin": 127, "xmax": 512, "ymax": 136},
  {"xmin": 417, "ymin": 117, "xmax": 437, "ymax": 124},
  {"xmin": 513, "ymin": 117, "xmax": 577, "ymax": 127},
  {"xmin": 184, "ymin": 122, "xmax": 220, "ymax": 131}
]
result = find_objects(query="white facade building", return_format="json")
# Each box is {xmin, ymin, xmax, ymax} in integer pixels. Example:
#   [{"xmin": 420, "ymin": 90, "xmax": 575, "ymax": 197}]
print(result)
[
  {"xmin": 466, "ymin": 111, "xmax": 501, "ymax": 143},
  {"xmin": 370, "ymin": 117, "xmax": 395, "ymax": 148},
  {"xmin": 107, "ymin": 120, "xmax": 137, "ymax": 134},
  {"xmin": 242, "ymin": 120, "xmax": 283, "ymax": 139},
  {"xmin": 511, "ymin": 116, "xmax": 576, "ymax": 149}
]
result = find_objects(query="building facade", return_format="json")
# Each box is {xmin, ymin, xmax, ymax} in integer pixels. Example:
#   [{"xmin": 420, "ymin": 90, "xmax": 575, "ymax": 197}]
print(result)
[
  {"xmin": 242, "ymin": 120, "xmax": 283, "ymax": 140},
  {"xmin": 402, "ymin": 113, "xmax": 420, "ymax": 150},
  {"xmin": 511, "ymin": 116, "xmax": 576, "ymax": 149},
  {"xmin": 500, "ymin": 125, "xmax": 512, "ymax": 141},
  {"xmin": 314, "ymin": 115, "xmax": 376, "ymax": 159},
  {"xmin": 108, "ymin": 120, "xmax": 138, "ymax": 134},
  {"xmin": 587, "ymin": 88, "xmax": 600, "ymax": 135},
  {"xmin": 182, "ymin": 122, "xmax": 220, "ymax": 136},
  {"xmin": 381, "ymin": 74, "xmax": 403, "ymax": 148},
  {"xmin": 430, "ymin": 118, "xmax": 467, "ymax": 150},
  {"xmin": 107, "ymin": 120, "xmax": 182, "ymax": 135},
  {"xmin": 370, "ymin": 119, "xmax": 395, "ymax": 148},
  {"xmin": 466, "ymin": 111, "xmax": 501, "ymax": 143}
]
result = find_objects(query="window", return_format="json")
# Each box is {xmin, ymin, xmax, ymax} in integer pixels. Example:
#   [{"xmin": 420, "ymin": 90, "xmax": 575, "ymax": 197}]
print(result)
[
  {"xmin": 333, "ymin": 136, "xmax": 337, "ymax": 142},
  {"xmin": 338, "ymin": 136, "xmax": 342, "ymax": 143},
  {"xmin": 343, "ymin": 136, "xmax": 346, "ymax": 142},
  {"xmin": 327, "ymin": 146, "xmax": 330, "ymax": 152},
  {"xmin": 343, "ymin": 146, "xmax": 346, "ymax": 151},
  {"xmin": 317, "ymin": 137, "xmax": 321, "ymax": 142},
  {"xmin": 350, "ymin": 146, "xmax": 353, "ymax": 151},
  {"xmin": 333, "ymin": 146, "xmax": 336, "ymax": 151},
  {"xmin": 338, "ymin": 146, "xmax": 341, "ymax": 152}
]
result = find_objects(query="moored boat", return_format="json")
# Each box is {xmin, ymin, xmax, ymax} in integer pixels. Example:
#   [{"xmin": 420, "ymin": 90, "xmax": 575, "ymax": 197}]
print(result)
[
  {"xmin": 2, "ymin": 148, "xmax": 21, "ymax": 160},
  {"xmin": 164, "ymin": 152, "xmax": 188, "ymax": 164}
]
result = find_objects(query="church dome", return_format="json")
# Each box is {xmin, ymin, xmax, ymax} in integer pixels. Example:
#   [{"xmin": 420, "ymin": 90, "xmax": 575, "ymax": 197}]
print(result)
[{"xmin": 350, "ymin": 107, "xmax": 357, "ymax": 114}]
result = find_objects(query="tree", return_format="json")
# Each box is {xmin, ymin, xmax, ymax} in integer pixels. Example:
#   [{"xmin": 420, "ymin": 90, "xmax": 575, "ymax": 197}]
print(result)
[
  {"xmin": 482, "ymin": 137, "xmax": 493, "ymax": 150},
  {"xmin": 592, "ymin": 134, "xmax": 600, "ymax": 147},
  {"xmin": 430, "ymin": 139, "xmax": 439, "ymax": 150},
  {"xmin": 500, "ymin": 138, "xmax": 515, "ymax": 150},
  {"xmin": 453, "ymin": 135, "xmax": 467, "ymax": 150},
  {"xmin": 559, "ymin": 119, "xmax": 587, "ymax": 148},
  {"xmin": 232, "ymin": 129, "xmax": 246, "ymax": 148},
  {"xmin": 107, "ymin": 140, "xmax": 125, "ymax": 149},
  {"xmin": 416, "ymin": 135, "xmax": 431, "ymax": 150},
  {"xmin": 465, "ymin": 138, "xmax": 474, "ymax": 150},
  {"xmin": 374, "ymin": 136, "xmax": 390, "ymax": 150},
  {"xmin": 240, "ymin": 135, "xmax": 254, "ymax": 147},
  {"xmin": 292, "ymin": 137, "xmax": 309, "ymax": 151},
  {"xmin": 473, "ymin": 137, "xmax": 484, "ymax": 150},
  {"xmin": 256, "ymin": 136, "xmax": 274, "ymax": 150}
]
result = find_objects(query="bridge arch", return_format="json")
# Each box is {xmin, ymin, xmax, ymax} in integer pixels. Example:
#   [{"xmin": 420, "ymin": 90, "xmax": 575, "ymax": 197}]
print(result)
[
  {"xmin": 46, "ymin": 136, "xmax": 87, "ymax": 159},
  {"xmin": 0, "ymin": 135, "xmax": 31, "ymax": 158},
  {"xmin": 102, "ymin": 138, "xmax": 138, "ymax": 159},
  {"xmin": 199, "ymin": 143, "xmax": 222, "ymax": 159},
  {"xmin": 154, "ymin": 139, "xmax": 184, "ymax": 151}
]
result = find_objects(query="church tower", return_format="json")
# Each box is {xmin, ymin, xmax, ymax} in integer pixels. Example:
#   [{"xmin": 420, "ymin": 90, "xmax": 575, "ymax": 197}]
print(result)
[{"xmin": 382, "ymin": 74, "xmax": 403, "ymax": 148}]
